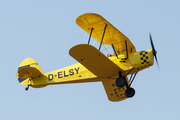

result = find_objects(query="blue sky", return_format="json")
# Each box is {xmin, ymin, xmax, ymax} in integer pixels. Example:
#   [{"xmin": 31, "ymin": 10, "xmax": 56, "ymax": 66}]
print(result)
[{"xmin": 0, "ymin": 0, "xmax": 180, "ymax": 120}]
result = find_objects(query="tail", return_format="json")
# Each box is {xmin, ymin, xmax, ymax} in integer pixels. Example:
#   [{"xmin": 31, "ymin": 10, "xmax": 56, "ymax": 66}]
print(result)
[{"xmin": 16, "ymin": 58, "xmax": 46, "ymax": 89}]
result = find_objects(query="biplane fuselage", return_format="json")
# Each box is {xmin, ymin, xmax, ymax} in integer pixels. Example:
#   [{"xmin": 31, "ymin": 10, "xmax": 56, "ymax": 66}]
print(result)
[
  {"xmin": 17, "ymin": 49, "xmax": 154, "ymax": 100},
  {"xmin": 17, "ymin": 13, "xmax": 156, "ymax": 102}
]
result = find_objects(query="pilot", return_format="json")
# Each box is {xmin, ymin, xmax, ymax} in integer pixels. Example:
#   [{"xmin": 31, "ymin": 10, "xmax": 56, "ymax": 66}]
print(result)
[{"xmin": 107, "ymin": 53, "xmax": 112, "ymax": 57}]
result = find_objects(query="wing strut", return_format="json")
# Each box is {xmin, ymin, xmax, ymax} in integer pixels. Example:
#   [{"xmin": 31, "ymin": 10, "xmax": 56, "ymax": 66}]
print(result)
[
  {"xmin": 125, "ymin": 40, "xmax": 129, "ymax": 59},
  {"xmin": 99, "ymin": 24, "xmax": 107, "ymax": 51},
  {"xmin": 88, "ymin": 28, "xmax": 94, "ymax": 44},
  {"xmin": 112, "ymin": 44, "xmax": 119, "ymax": 59},
  {"xmin": 121, "ymin": 40, "xmax": 129, "ymax": 62},
  {"xmin": 129, "ymin": 72, "xmax": 138, "ymax": 87}
]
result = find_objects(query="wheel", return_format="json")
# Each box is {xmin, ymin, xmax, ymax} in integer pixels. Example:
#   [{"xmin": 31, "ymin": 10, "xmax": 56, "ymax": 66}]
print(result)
[
  {"xmin": 116, "ymin": 77, "xmax": 126, "ymax": 87},
  {"xmin": 125, "ymin": 88, "xmax": 135, "ymax": 98}
]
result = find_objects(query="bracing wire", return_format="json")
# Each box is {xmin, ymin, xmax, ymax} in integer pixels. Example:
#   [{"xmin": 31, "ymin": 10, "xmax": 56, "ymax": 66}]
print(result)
[{"xmin": 83, "ymin": 32, "xmax": 87, "ymax": 44}]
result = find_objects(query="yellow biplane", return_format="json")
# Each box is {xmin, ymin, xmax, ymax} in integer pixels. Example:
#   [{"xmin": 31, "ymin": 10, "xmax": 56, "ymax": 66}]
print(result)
[{"xmin": 16, "ymin": 13, "xmax": 158, "ymax": 102}]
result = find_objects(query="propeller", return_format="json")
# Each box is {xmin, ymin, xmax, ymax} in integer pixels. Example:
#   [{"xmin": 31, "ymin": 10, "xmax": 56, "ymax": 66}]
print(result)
[{"xmin": 149, "ymin": 33, "xmax": 159, "ymax": 69}]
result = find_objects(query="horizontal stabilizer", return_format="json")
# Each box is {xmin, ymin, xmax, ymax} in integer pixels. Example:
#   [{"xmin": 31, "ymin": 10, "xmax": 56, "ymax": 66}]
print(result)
[
  {"xmin": 17, "ymin": 58, "xmax": 44, "ymax": 86},
  {"xmin": 18, "ymin": 67, "xmax": 43, "ymax": 79}
]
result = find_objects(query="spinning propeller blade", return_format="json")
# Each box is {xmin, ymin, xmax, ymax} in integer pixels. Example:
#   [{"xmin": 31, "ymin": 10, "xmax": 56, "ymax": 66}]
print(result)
[{"xmin": 149, "ymin": 33, "xmax": 159, "ymax": 69}]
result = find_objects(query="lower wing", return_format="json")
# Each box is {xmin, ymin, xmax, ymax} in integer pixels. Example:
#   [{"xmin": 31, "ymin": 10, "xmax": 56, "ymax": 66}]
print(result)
[
  {"xmin": 102, "ymin": 78, "xmax": 128, "ymax": 102},
  {"xmin": 69, "ymin": 44, "xmax": 121, "ymax": 77}
]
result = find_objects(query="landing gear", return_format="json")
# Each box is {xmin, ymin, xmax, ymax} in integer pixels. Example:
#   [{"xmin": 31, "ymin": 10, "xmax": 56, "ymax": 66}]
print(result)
[
  {"xmin": 25, "ymin": 79, "xmax": 31, "ymax": 91},
  {"xmin": 116, "ymin": 77, "xmax": 126, "ymax": 87},
  {"xmin": 25, "ymin": 85, "xmax": 30, "ymax": 91},
  {"xmin": 115, "ymin": 72, "xmax": 137, "ymax": 98},
  {"xmin": 125, "ymin": 88, "xmax": 135, "ymax": 98}
]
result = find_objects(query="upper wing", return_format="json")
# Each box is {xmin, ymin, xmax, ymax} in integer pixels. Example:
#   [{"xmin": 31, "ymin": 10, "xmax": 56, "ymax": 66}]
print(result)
[
  {"xmin": 76, "ymin": 13, "xmax": 136, "ymax": 54},
  {"xmin": 69, "ymin": 44, "xmax": 121, "ymax": 77}
]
